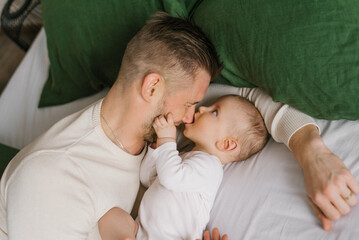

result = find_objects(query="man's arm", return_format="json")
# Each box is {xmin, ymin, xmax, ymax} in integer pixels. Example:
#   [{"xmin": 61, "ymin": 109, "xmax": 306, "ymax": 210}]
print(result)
[
  {"xmin": 98, "ymin": 207, "xmax": 137, "ymax": 240},
  {"xmin": 289, "ymin": 124, "xmax": 359, "ymax": 231},
  {"xmin": 236, "ymin": 86, "xmax": 359, "ymax": 230}
]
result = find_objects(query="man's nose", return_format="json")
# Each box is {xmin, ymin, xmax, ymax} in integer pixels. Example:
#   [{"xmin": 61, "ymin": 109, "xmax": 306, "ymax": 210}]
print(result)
[{"xmin": 182, "ymin": 106, "xmax": 196, "ymax": 124}]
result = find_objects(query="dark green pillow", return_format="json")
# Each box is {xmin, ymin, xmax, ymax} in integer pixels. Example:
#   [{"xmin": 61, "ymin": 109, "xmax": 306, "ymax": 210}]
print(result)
[
  {"xmin": 0, "ymin": 143, "xmax": 19, "ymax": 177},
  {"xmin": 40, "ymin": 0, "xmax": 199, "ymax": 107},
  {"xmin": 192, "ymin": 0, "xmax": 359, "ymax": 120}
]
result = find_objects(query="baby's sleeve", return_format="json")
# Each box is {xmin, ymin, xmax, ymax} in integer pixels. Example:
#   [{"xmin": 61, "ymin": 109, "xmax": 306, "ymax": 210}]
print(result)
[{"xmin": 153, "ymin": 142, "xmax": 223, "ymax": 192}]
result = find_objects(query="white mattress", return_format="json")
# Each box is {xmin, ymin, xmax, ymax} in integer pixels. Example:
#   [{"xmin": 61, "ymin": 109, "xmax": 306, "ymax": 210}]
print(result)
[{"xmin": 0, "ymin": 28, "xmax": 358, "ymax": 239}]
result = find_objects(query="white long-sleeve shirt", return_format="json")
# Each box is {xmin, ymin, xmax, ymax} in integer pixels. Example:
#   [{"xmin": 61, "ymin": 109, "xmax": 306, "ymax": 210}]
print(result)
[{"xmin": 136, "ymin": 143, "xmax": 223, "ymax": 240}]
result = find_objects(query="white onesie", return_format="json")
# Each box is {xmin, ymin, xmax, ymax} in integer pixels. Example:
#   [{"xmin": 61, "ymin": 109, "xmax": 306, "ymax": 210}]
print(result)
[{"xmin": 136, "ymin": 142, "xmax": 223, "ymax": 240}]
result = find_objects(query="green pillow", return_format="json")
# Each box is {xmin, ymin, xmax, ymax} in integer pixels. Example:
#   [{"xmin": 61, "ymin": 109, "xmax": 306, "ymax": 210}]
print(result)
[
  {"xmin": 192, "ymin": 0, "xmax": 359, "ymax": 120},
  {"xmin": 0, "ymin": 143, "xmax": 19, "ymax": 177},
  {"xmin": 40, "ymin": 0, "xmax": 199, "ymax": 107}
]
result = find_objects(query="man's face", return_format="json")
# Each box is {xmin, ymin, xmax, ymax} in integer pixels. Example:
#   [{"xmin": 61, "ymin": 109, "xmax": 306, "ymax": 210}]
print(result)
[
  {"xmin": 142, "ymin": 69, "xmax": 211, "ymax": 142},
  {"xmin": 163, "ymin": 69, "xmax": 211, "ymax": 125}
]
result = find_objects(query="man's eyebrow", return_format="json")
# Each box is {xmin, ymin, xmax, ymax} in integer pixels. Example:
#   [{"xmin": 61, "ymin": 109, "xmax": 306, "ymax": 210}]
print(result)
[{"xmin": 188, "ymin": 101, "xmax": 200, "ymax": 105}]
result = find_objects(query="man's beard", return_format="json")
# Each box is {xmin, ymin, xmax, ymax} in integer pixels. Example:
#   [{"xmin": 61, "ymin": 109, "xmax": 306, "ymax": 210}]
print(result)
[{"xmin": 142, "ymin": 104, "xmax": 166, "ymax": 143}]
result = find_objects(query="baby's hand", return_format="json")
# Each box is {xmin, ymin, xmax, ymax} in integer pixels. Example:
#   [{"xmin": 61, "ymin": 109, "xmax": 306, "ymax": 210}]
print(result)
[{"xmin": 153, "ymin": 113, "xmax": 176, "ymax": 146}]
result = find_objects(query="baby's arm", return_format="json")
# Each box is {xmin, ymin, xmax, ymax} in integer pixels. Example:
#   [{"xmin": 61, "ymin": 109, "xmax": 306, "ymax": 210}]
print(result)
[
  {"xmin": 152, "ymin": 114, "xmax": 222, "ymax": 192},
  {"xmin": 139, "ymin": 113, "xmax": 176, "ymax": 187},
  {"xmin": 151, "ymin": 143, "xmax": 223, "ymax": 192}
]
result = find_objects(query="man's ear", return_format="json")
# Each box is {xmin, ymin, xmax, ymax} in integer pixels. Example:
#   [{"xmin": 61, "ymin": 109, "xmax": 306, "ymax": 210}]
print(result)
[
  {"xmin": 216, "ymin": 137, "xmax": 239, "ymax": 152},
  {"xmin": 141, "ymin": 73, "xmax": 164, "ymax": 102}
]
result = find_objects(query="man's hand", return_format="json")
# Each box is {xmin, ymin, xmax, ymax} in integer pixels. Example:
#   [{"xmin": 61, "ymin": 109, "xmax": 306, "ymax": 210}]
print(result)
[
  {"xmin": 196, "ymin": 228, "xmax": 228, "ymax": 240},
  {"xmin": 290, "ymin": 124, "xmax": 359, "ymax": 231},
  {"xmin": 153, "ymin": 113, "xmax": 176, "ymax": 146}
]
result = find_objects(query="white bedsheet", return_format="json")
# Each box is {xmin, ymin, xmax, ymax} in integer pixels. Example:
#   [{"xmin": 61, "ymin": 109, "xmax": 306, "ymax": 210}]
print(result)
[
  {"xmin": 0, "ymin": 28, "xmax": 358, "ymax": 239},
  {"xmin": 208, "ymin": 119, "xmax": 359, "ymax": 239}
]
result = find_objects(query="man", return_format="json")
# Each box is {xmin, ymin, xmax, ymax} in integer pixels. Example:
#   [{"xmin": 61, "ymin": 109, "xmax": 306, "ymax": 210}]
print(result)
[
  {"xmin": 0, "ymin": 11, "xmax": 220, "ymax": 240},
  {"xmin": 0, "ymin": 12, "xmax": 357, "ymax": 240}
]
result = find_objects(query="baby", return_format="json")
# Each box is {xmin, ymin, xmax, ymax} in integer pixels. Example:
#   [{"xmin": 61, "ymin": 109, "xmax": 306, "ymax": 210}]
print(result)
[{"xmin": 99, "ymin": 95, "xmax": 268, "ymax": 240}]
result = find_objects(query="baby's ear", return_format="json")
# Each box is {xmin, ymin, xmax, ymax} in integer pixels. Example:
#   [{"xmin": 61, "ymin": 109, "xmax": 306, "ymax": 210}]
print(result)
[{"xmin": 216, "ymin": 137, "xmax": 238, "ymax": 152}]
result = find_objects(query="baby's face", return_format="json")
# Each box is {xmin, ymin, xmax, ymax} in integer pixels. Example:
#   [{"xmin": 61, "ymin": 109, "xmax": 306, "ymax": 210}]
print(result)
[{"xmin": 183, "ymin": 96, "xmax": 247, "ymax": 146}]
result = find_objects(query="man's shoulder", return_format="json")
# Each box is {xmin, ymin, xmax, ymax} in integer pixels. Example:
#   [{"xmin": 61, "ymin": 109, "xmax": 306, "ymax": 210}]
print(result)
[
  {"xmin": 5, "ymin": 149, "xmax": 74, "ymax": 181},
  {"xmin": 26, "ymin": 100, "xmax": 103, "ymax": 158}
]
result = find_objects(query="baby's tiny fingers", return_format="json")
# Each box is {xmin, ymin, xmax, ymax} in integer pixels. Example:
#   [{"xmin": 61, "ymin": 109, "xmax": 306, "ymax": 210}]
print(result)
[
  {"xmin": 158, "ymin": 115, "xmax": 168, "ymax": 126},
  {"xmin": 153, "ymin": 118, "xmax": 161, "ymax": 128}
]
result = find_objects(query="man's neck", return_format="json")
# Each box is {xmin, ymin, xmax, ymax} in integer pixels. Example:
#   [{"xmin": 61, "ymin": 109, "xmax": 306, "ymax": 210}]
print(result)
[{"xmin": 101, "ymin": 87, "xmax": 147, "ymax": 155}]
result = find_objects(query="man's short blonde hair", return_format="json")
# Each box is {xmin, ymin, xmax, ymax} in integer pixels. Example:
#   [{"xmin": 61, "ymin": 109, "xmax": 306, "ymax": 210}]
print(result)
[{"xmin": 117, "ymin": 11, "xmax": 222, "ymax": 93}]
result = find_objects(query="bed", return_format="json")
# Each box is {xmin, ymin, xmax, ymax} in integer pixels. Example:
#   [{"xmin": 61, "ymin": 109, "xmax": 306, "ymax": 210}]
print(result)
[{"xmin": 1, "ymin": 28, "xmax": 359, "ymax": 239}]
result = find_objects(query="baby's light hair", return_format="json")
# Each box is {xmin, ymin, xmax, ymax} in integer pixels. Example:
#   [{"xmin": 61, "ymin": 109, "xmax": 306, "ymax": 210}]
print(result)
[{"xmin": 225, "ymin": 95, "xmax": 269, "ymax": 162}]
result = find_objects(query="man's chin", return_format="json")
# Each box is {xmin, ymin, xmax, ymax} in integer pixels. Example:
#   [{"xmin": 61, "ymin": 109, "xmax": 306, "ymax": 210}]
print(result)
[{"xmin": 143, "ymin": 128, "xmax": 157, "ymax": 143}]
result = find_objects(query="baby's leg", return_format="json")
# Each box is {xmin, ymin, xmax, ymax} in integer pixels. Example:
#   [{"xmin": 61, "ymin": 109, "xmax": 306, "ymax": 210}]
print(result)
[{"xmin": 99, "ymin": 207, "xmax": 138, "ymax": 240}]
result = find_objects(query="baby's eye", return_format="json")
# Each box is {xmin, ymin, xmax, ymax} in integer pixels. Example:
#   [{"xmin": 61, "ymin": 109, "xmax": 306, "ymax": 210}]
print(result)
[{"xmin": 212, "ymin": 110, "xmax": 217, "ymax": 116}]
